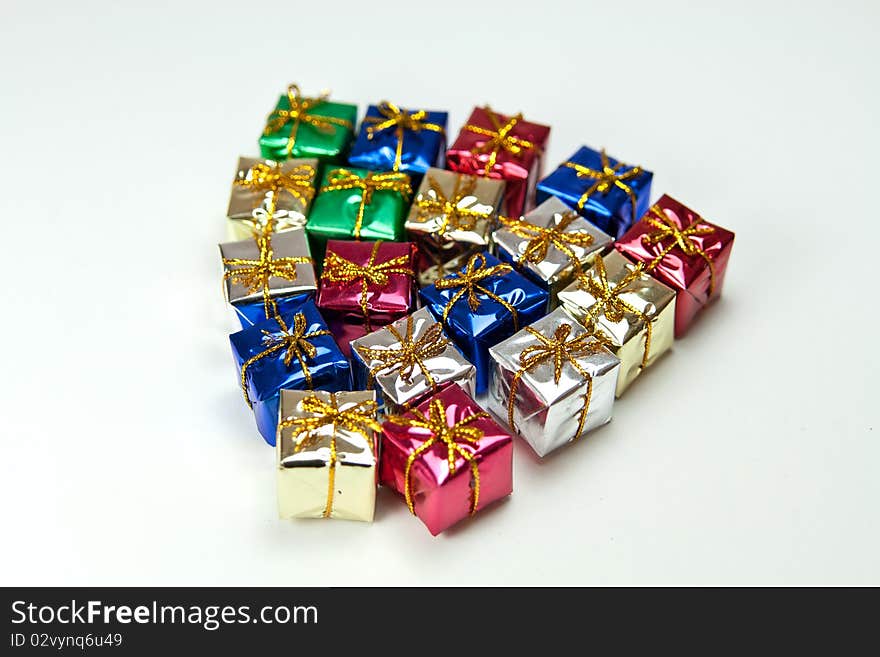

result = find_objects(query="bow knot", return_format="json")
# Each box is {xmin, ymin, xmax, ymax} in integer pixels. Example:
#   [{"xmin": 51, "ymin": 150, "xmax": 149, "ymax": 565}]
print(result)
[
  {"xmin": 264, "ymin": 84, "xmax": 353, "ymax": 156},
  {"xmin": 434, "ymin": 254, "xmax": 517, "ymax": 328},
  {"xmin": 641, "ymin": 204, "xmax": 717, "ymax": 294},
  {"xmin": 464, "ymin": 107, "xmax": 539, "ymax": 176},
  {"xmin": 412, "ymin": 174, "xmax": 493, "ymax": 235},
  {"xmin": 355, "ymin": 315, "xmax": 449, "ymax": 387},
  {"xmin": 233, "ymin": 162, "xmax": 316, "ymax": 213},
  {"xmin": 499, "ymin": 211, "xmax": 595, "ymax": 268},
  {"xmin": 564, "ymin": 149, "xmax": 643, "ymax": 225}
]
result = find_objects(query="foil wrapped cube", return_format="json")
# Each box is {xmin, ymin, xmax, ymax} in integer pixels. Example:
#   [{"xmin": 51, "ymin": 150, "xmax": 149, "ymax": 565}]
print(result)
[
  {"xmin": 276, "ymin": 390, "xmax": 379, "ymax": 522},
  {"xmin": 220, "ymin": 228, "xmax": 317, "ymax": 328},
  {"xmin": 488, "ymin": 307, "xmax": 620, "ymax": 457},
  {"xmin": 446, "ymin": 106, "xmax": 550, "ymax": 217},
  {"xmin": 419, "ymin": 252, "xmax": 548, "ymax": 394},
  {"xmin": 350, "ymin": 307, "xmax": 476, "ymax": 416},
  {"xmin": 259, "ymin": 84, "xmax": 357, "ymax": 163},
  {"xmin": 380, "ymin": 384, "xmax": 513, "ymax": 535},
  {"xmin": 493, "ymin": 196, "xmax": 613, "ymax": 307},
  {"xmin": 615, "ymin": 194, "xmax": 735, "ymax": 336},
  {"xmin": 536, "ymin": 145, "xmax": 653, "ymax": 239},
  {"xmin": 226, "ymin": 157, "xmax": 318, "ymax": 242},
  {"xmin": 229, "ymin": 299, "xmax": 351, "ymax": 445},
  {"xmin": 406, "ymin": 168, "xmax": 505, "ymax": 286},
  {"xmin": 558, "ymin": 250, "xmax": 675, "ymax": 397}
]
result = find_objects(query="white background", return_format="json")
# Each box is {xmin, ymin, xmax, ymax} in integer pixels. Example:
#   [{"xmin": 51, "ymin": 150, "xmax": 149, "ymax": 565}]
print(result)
[{"xmin": 1, "ymin": 0, "xmax": 877, "ymax": 586}]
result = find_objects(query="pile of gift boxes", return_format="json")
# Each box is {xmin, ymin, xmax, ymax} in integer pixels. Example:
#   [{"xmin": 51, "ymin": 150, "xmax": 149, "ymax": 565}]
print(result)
[{"xmin": 220, "ymin": 83, "xmax": 735, "ymax": 535}]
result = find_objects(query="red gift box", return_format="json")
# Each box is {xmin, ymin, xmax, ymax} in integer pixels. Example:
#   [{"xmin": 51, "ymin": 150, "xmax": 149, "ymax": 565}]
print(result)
[
  {"xmin": 380, "ymin": 384, "xmax": 513, "ymax": 535},
  {"xmin": 615, "ymin": 194, "xmax": 735, "ymax": 336},
  {"xmin": 446, "ymin": 106, "xmax": 550, "ymax": 217}
]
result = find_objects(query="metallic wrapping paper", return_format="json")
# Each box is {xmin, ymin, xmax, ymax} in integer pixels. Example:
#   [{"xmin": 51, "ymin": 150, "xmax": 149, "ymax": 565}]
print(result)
[
  {"xmin": 276, "ymin": 390, "xmax": 378, "ymax": 522},
  {"xmin": 614, "ymin": 194, "xmax": 735, "ymax": 336},
  {"xmin": 536, "ymin": 145, "xmax": 653, "ymax": 239},
  {"xmin": 259, "ymin": 93, "xmax": 357, "ymax": 162},
  {"xmin": 349, "ymin": 307, "xmax": 476, "ymax": 415},
  {"xmin": 322, "ymin": 310, "xmax": 399, "ymax": 360},
  {"xmin": 558, "ymin": 251, "xmax": 675, "ymax": 397},
  {"xmin": 226, "ymin": 157, "xmax": 318, "ymax": 242},
  {"xmin": 446, "ymin": 107, "xmax": 550, "ymax": 217},
  {"xmin": 379, "ymin": 384, "xmax": 513, "ymax": 535},
  {"xmin": 419, "ymin": 252, "xmax": 549, "ymax": 394},
  {"xmin": 405, "ymin": 168, "xmax": 505, "ymax": 286},
  {"xmin": 348, "ymin": 104, "xmax": 447, "ymax": 176},
  {"xmin": 493, "ymin": 196, "xmax": 613, "ymax": 307},
  {"xmin": 487, "ymin": 307, "xmax": 620, "ymax": 457}
]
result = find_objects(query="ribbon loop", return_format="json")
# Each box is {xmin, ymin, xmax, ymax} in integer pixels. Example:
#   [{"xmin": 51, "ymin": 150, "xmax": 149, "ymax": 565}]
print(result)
[
  {"xmin": 363, "ymin": 101, "xmax": 446, "ymax": 171},
  {"xmin": 264, "ymin": 84, "xmax": 354, "ymax": 156},
  {"xmin": 434, "ymin": 253, "xmax": 519, "ymax": 329},
  {"xmin": 319, "ymin": 169, "xmax": 412, "ymax": 238},
  {"xmin": 464, "ymin": 106, "xmax": 539, "ymax": 176},
  {"xmin": 355, "ymin": 315, "xmax": 450, "ymax": 388},
  {"xmin": 411, "ymin": 174, "xmax": 493, "ymax": 235},
  {"xmin": 563, "ymin": 149, "xmax": 643, "ymax": 226},
  {"xmin": 499, "ymin": 210, "xmax": 595, "ymax": 271},
  {"xmin": 641, "ymin": 204, "xmax": 717, "ymax": 294}
]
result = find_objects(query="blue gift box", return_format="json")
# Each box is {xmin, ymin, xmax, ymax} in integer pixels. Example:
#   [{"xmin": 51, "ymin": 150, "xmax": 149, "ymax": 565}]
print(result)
[
  {"xmin": 232, "ymin": 292, "xmax": 315, "ymax": 329},
  {"xmin": 229, "ymin": 298, "xmax": 351, "ymax": 445},
  {"xmin": 536, "ymin": 145, "xmax": 653, "ymax": 239},
  {"xmin": 419, "ymin": 252, "xmax": 548, "ymax": 394},
  {"xmin": 348, "ymin": 103, "xmax": 447, "ymax": 177}
]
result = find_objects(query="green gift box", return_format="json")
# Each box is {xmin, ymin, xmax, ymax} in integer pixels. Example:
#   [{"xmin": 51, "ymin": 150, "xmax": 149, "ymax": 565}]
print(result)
[
  {"xmin": 306, "ymin": 167, "xmax": 412, "ymax": 263},
  {"xmin": 259, "ymin": 84, "xmax": 357, "ymax": 162}
]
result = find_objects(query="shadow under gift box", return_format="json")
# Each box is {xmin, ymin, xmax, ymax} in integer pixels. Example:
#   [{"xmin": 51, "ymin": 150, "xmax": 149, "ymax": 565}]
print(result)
[
  {"xmin": 229, "ymin": 298, "xmax": 351, "ymax": 445},
  {"xmin": 419, "ymin": 252, "xmax": 548, "ymax": 395},
  {"xmin": 488, "ymin": 307, "xmax": 620, "ymax": 458},
  {"xmin": 379, "ymin": 384, "xmax": 512, "ymax": 536},
  {"xmin": 536, "ymin": 145, "xmax": 653, "ymax": 240},
  {"xmin": 614, "ymin": 194, "xmax": 735, "ymax": 336}
]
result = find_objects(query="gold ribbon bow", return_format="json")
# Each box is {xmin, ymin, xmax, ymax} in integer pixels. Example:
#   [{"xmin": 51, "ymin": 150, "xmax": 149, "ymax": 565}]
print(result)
[
  {"xmin": 564, "ymin": 149, "xmax": 643, "ymax": 226},
  {"xmin": 411, "ymin": 174, "xmax": 493, "ymax": 235},
  {"xmin": 264, "ymin": 84, "xmax": 353, "ymax": 156},
  {"xmin": 363, "ymin": 101, "xmax": 445, "ymax": 172},
  {"xmin": 319, "ymin": 168, "xmax": 412, "ymax": 238},
  {"xmin": 388, "ymin": 398, "xmax": 489, "ymax": 516},
  {"xmin": 238, "ymin": 312, "xmax": 331, "ymax": 408},
  {"xmin": 464, "ymin": 106, "xmax": 539, "ymax": 176},
  {"xmin": 321, "ymin": 240, "xmax": 414, "ymax": 331},
  {"xmin": 507, "ymin": 323, "xmax": 609, "ymax": 443},
  {"xmin": 278, "ymin": 393, "xmax": 380, "ymax": 518},
  {"xmin": 355, "ymin": 315, "xmax": 450, "ymax": 389},
  {"xmin": 233, "ymin": 162, "xmax": 316, "ymax": 215},
  {"xmin": 498, "ymin": 210, "xmax": 595, "ymax": 272},
  {"xmin": 434, "ymin": 253, "xmax": 519, "ymax": 330},
  {"xmin": 642, "ymin": 204, "xmax": 717, "ymax": 294}
]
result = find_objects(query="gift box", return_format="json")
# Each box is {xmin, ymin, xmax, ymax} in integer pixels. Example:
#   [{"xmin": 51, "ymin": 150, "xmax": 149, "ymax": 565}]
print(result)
[
  {"xmin": 348, "ymin": 101, "xmax": 447, "ymax": 176},
  {"xmin": 226, "ymin": 157, "xmax": 318, "ymax": 242},
  {"xmin": 220, "ymin": 228, "xmax": 318, "ymax": 328},
  {"xmin": 488, "ymin": 307, "xmax": 620, "ymax": 457},
  {"xmin": 380, "ymin": 384, "xmax": 512, "ymax": 535},
  {"xmin": 493, "ymin": 196, "xmax": 613, "ymax": 307},
  {"xmin": 276, "ymin": 390, "xmax": 379, "ymax": 521},
  {"xmin": 446, "ymin": 106, "xmax": 550, "ymax": 217},
  {"xmin": 536, "ymin": 145, "xmax": 653, "ymax": 239},
  {"xmin": 614, "ymin": 194, "xmax": 735, "ymax": 336},
  {"xmin": 350, "ymin": 307, "xmax": 476, "ymax": 415},
  {"xmin": 557, "ymin": 251, "xmax": 675, "ymax": 396},
  {"xmin": 405, "ymin": 168, "xmax": 505, "ymax": 286},
  {"xmin": 419, "ymin": 252, "xmax": 549, "ymax": 394},
  {"xmin": 259, "ymin": 84, "xmax": 357, "ymax": 162},
  {"xmin": 229, "ymin": 299, "xmax": 351, "ymax": 445},
  {"xmin": 306, "ymin": 167, "xmax": 412, "ymax": 263}
]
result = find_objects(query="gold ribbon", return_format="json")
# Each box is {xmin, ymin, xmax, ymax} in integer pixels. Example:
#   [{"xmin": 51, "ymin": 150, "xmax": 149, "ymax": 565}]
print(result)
[
  {"xmin": 233, "ymin": 162, "xmax": 316, "ymax": 217},
  {"xmin": 278, "ymin": 393, "xmax": 380, "ymax": 518},
  {"xmin": 321, "ymin": 240, "xmax": 414, "ymax": 331},
  {"xmin": 238, "ymin": 312, "xmax": 331, "ymax": 408},
  {"xmin": 464, "ymin": 106, "xmax": 538, "ymax": 176},
  {"xmin": 319, "ymin": 168, "xmax": 412, "ymax": 238},
  {"xmin": 387, "ymin": 398, "xmax": 489, "ymax": 516},
  {"xmin": 264, "ymin": 84, "xmax": 353, "ymax": 156},
  {"xmin": 498, "ymin": 210, "xmax": 595, "ymax": 273},
  {"xmin": 355, "ymin": 315, "xmax": 450, "ymax": 389},
  {"xmin": 434, "ymin": 253, "xmax": 519, "ymax": 331},
  {"xmin": 411, "ymin": 174, "xmax": 493, "ymax": 235},
  {"xmin": 507, "ymin": 324, "xmax": 609, "ymax": 443},
  {"xmin": 363, "ymin": 101, "xmax": 445, "ymax": 172},
  {"xmin": 564, "ymin": 149, "xmax": 643, "ymax": 226},
  {"xmin": 641, "ymin": 204, "xmax": 717, "ymax": 295}
]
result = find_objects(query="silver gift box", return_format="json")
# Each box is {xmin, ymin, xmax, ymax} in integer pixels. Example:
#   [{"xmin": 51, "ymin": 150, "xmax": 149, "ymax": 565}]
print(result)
[{"xmin": 488, "ymin": 307, "xmax": 620, "ymax": 457}]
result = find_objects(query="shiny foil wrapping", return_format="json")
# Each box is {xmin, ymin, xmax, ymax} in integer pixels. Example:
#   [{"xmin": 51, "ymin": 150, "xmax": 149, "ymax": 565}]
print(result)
[
  {"xmin": 350, "ymin": 307, "xmax": 476, "ymax": 415},
  {"xmin": 419, "ymin": 252, "xmax": 549, "ymax": 394},
  {"xmin": 379, "ymin": 384, "xmax": 513, "ymax": 535},
  {"xmin": 558, "ymin": 251, "xmax": 675, "ymax": 397},
  {"xmin": 536, "ymin": 145, "xmax": 653, "ymax": 239},
  {"xmin": 488, "ymin": 307, "xmax": 620, "ymax": 457},
  {"xmin": 229, "ymin": 299, "xmax": 351, "ymax": 445},
  {"xmin": 259, "ymin": 93, "xmax": 357, "ymax": 162},
  {"xmin": 493, "ymin": 196, "xmax": 613, "ymax": 307},
  {"xmin": 226, "ymin": 157, "xmax": 318, "ymax": 242},
  {"xmin": 276, "ymin": 390, "xmax": 378, "ymax": 522},
  {"xmin": 219, "ymin": 228, "xmax": 318, "ymax": 328},
  {"xmin": 615, "ymin": 194, "xmax": 735, "ymax": 336},
  {"xmin": 348, "ymin": 104, "xmax": 447, "ymax": 176},
  {"xmin": 446, "ymin": 106, "xmax": 550, "ymax": 217},
  {"xmin": 406, "ymin": 168, "xmax": 505, "ymax": 286}
]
